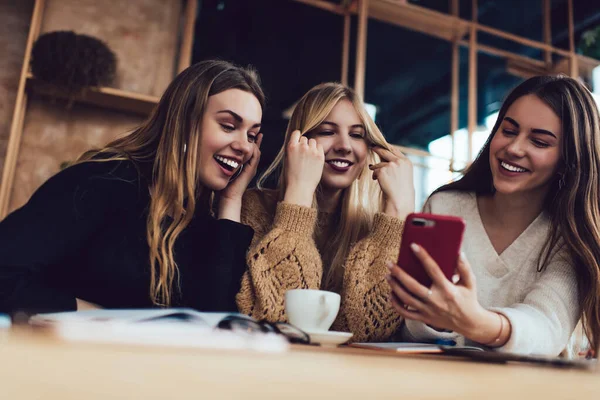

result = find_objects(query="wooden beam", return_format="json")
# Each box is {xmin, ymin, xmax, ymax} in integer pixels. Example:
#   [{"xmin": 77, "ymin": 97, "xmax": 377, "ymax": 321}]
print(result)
[
  {"xmin": 368, "ymin": 0, "xmax": 469, "ymax": 42},
  {"xmin": 293, "ymin": 0, "xmax": 346, "ymax": 15},
  {"xmin": 0, "ymin": 0, "xmax": 46, "ymax": 218},
  {"xmin": 543, "ymin": 0, "xmax": 552, "ymax": 67},
  {"xmin": 450, "ymin": 0, "xmax": 459, "ymax": 171},
  {"xmin": 341, "ymin": 12, "xmax": 351, "ymax": 86},
  {"xmin": 459, "ymin": 40, "xmax": 548, "ymax": 69},
  {"xmin": 567, "ymin": 0, "xmax": 578, "ymax": 77},
  {"xmin": 467, "ymin": 0, "xmax": 477, "ymax": 163},
  {"xmin": 354, "ymin": 0, "xmax": 369, "ymax": 98},
  {"xmin": 177, "ymin": 0, "xmax": 198, "ymax": 73}
]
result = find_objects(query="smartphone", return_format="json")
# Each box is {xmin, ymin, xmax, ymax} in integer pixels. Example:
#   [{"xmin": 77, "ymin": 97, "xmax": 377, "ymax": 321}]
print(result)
[{"xmin": 397, "ymin": 213, "xmax": 466, "ymax": 287}]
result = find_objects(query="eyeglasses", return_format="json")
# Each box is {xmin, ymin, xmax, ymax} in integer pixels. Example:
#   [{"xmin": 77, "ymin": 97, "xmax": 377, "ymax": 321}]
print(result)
[{"xmin": 216, "ymin": 315, "xmax": 310, "ymax": 345}]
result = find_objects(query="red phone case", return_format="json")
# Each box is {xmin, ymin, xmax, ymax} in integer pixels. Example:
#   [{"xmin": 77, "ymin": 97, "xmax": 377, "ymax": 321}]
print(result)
[{"xmin": 397, "ymin": 213, "xmax": 466, "ymax": 288}]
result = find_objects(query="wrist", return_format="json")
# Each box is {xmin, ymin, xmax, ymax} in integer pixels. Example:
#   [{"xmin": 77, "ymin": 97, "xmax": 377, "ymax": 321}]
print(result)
[
  {"xmin": 284, "ymin": 186, "xmax": 314, "ymax": 208},
  {"xmin": 217, "ymin": 197, "xmax": 242, "ymax": 222},
  {"xmin": 461, "ymin": 308, "xmax": 503, "ymax": 345}
]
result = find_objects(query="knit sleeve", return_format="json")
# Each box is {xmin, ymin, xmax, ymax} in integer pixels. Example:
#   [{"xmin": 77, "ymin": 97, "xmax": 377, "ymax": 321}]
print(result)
[
  {"xmin": 332, "ymin": 212, "xmax": 405, "ymax": 342},
  {"xmin": 236, "ymin": 191, "xmax": 322, "ymax": 322},
  {"xmin": 489, "ymin": 254, "xmax": 580, "ymax": 356}
]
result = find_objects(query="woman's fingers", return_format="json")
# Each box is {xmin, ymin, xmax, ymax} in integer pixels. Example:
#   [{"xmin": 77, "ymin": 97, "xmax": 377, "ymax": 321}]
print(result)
[
  {"xmin": 388, "ymin": 263, "xmax": 431, "ymax": 302},
  {"xmin": 386, "ymin": 274, "xmax": 427, "ymax": 311},
  {"xmin": 410, "ymin": 244, "xmax": 451, "ymax": 288},
  {"xmin": 455, "ymin": 253, "xmax": 476, "ymax": 289},
  {"xmin": 372, "ymin": 145, "xmax": 404, "ymax": 162},
  {"xmin": 368, "ymin": 162, "xmax": 388, "ymax": 170}
]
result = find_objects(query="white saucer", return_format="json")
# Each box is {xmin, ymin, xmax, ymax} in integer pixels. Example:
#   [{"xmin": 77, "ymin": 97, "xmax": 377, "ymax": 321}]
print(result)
[{"xmin": 305, "ymin": 330, "xmax": 353, "ymax": 347}]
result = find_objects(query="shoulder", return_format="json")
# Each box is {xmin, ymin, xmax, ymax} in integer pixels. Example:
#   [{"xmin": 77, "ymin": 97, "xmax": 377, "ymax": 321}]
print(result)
[
  {"xmin": 425, "ymin": 190, "xmax": 475, "ymax": 213},
  {"xmin": 31, "ymin": 159, "xmax": 148, "ymax": 212}
]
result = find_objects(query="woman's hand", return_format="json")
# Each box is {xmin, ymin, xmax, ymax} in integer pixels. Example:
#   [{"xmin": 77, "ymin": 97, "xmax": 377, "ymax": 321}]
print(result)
[
  {"xmin": 76, "ymin": 298, "xmax": 102, "ymax": 311},
  {"xmin": 218, "ymin": 133, "xmax": 263, "ymax": 221},
  {"xmin": 386, "ymin": 243, "xmax": 510, "ymax": 346},
  {"xmin": 369, "ymin": 146, "xmax": 415, "ymax": 220},
  {"xmin": 283, "ymin": 130, "xmax": 324, "ymax": 208}
]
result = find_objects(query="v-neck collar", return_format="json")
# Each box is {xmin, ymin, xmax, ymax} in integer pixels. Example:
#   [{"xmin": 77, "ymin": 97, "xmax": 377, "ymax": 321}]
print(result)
[{"xmin": 468, "ymin": 192, "xmax": 549, "ymax": 277}]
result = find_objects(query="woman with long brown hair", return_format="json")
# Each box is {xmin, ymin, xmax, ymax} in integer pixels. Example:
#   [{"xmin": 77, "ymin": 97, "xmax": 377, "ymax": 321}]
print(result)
[
  {"xmin": 236, "ymin": 82, "xmax": 415, "ymax": 342},
  {"xmin": 387, "ymin": 75, "xmax": 600, "ymax": 356},
  {"xmin": 0, "ymin": 60, "xmax": 265, "ymax": 314}
]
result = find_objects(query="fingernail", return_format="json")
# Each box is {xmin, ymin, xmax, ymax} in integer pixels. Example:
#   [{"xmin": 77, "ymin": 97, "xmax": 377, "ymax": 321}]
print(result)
[
  {"xmin": 385, "ymin": 274, "xmax": 392, "ymax": 281},
  {"xmin": 410, "ymin": 243, "xmax": 420, "ymax": 253},
  {"xmin": 385, "ymin": 261, "xmax": 394, "ymax": 269},
  {"xmin": 460, "ymin": 251, "xmax": 466, "ymax": 260}
]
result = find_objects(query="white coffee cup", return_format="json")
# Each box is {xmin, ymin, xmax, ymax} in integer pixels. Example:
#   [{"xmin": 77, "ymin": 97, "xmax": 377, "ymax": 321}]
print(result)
[{"xmin": 285, "ymin": 289, "xmax": 341, "ymax": 332}]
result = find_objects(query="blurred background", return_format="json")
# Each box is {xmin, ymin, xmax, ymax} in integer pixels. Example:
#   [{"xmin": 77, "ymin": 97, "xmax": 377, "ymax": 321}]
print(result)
[{"xmin": 1, "ymin": 0, "xmax": 599, "ymax": 216}]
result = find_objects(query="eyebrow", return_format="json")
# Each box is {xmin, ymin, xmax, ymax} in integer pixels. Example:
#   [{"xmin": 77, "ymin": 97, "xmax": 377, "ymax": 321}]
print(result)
[
  {"xmin": 503, "ymin": 117, "xmax": 557, "ymax": 139},
  {"xmin": 321, "ymin": 121, "xmax": 365, "ymax": 130},
  {"xmin": 216, "ymin": 110, "xmax": 261, "ymax": 128}
]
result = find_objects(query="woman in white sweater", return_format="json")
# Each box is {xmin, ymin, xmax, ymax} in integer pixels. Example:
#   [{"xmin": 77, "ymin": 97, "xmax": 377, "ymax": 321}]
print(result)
[{"xmin": 387, "ymin": 75, "xmax": 600, "ymax": 357}]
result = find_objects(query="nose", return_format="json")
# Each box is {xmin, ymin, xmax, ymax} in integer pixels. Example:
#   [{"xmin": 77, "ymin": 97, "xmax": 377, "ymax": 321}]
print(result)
[
  {"xmin": 332, "ymin": 132, "xmax": 352, "ymax": 155},
  {"xmin": 505, "ymin": 134, "xmax": 527, "ymax": 158},
  {"xmin": 230, "ymin": 132, "xmax": 253, "ymax": 160}
]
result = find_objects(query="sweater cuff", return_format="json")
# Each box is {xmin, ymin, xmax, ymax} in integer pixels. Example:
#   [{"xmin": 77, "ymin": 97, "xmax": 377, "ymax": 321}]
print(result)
[
  {"xmin": 273, "ymin": 202, "xmax": 317, "ymax": 237},
  {"xmin": 403, "ymin": 318, "xmax": 460, "ymax": 342},
  {"xmin": 370, "ymin": 213, "xmax": 405, "ymax": 247}
]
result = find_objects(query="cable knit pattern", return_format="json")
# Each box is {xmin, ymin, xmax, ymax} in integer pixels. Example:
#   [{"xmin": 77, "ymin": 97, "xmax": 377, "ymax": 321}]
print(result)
[{"xmin": 236, "ymin": 189, "xmax": 404, "ymax": 342}]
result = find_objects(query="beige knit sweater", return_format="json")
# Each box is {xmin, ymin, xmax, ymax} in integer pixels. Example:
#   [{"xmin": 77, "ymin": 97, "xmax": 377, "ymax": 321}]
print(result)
[{"xmin": 236, "ymin": 188, "xmax": 404, "ymax": 342}]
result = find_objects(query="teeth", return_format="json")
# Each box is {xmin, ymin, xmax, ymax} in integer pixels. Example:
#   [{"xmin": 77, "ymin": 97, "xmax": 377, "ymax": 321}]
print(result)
[
  {"xmin": 501, "ymin": 161, "xmax": 526, "ymax": 173},
  {"xmin": 215, "ymin": 155, "xmax": 239, "ymax": 169},
  {"xmin": 328, "ymin": 160, "xmax": 350, "ymax": 168}
]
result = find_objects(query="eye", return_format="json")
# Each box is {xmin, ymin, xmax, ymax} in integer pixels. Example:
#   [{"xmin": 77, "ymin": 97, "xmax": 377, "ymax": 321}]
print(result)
[
  {"xmin": 317, "ymin": 130, "xmax": 335, "ymax": 136},
  {"xmin": 247, "ymin": 133, "xmax": 257, "ymax": 143},
  {"xmin": 220, "ymin": 124, "xmax": 235, "ymax": 133},
  {"xmin": 350, "ymin": 132, "xmax": 365, "ymax": 139},
  {"xmin": 502, "ymin": 129, "xmax": 517, "ymax": 136},
  {"xmin": 532, "ymin": 139, "xmax": 550, "ymax": 148}
]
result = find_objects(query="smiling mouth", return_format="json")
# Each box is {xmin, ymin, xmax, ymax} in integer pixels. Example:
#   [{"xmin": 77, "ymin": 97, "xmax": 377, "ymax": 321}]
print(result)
[
  {"xmin": 214, "ymin": 155, "xmax": 240, "ymax": 172},
  {"xmin": 500, "ymin": 160, "xmax": 528, "ymax": 173},
  {"xmin": 326, "ymin": 160, "xmax": 353, "ymax": 169}
]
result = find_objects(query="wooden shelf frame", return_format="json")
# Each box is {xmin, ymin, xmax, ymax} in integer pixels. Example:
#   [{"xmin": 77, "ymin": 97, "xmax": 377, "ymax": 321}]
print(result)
[
  {"xmin": 291, "ymin": 0, "xmax": 600, "ymax": 170},
  {"xmin": 0, "ymin": 0, "xmax": 198, "ymax": 219},
  {"xmin": 25, "ymin": 73, "xmax": 160, "ymax": 116}
]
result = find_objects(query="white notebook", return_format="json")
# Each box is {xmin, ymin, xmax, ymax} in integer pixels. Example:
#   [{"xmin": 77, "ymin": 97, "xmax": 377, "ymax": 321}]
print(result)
[{"xmin": 30, "ymin": 308, "xmax": 289, "ymax": 353}]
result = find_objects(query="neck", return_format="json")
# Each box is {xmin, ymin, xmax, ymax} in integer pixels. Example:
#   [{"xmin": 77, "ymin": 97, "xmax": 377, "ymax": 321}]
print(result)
[
  {"xmin": 480, "ymin": 188, "xmax": 547, "ymax": 227},
  {"xmin": 317, "ymin": 187, "xmax": 343, "ymax": 213}
]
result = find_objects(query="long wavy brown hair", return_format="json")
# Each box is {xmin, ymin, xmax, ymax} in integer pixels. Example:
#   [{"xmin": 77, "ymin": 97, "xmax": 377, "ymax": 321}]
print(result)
[
  {"xmin": 79, "ymin": 60, "xmax": 264, "ymax": 306},
  {"xmin": 435, "ymin": 75, "xmax": 600, "ymax": 354},
  {"xmin": 258, "ymin": 82, "xmax": 394, "ymax": 292}
]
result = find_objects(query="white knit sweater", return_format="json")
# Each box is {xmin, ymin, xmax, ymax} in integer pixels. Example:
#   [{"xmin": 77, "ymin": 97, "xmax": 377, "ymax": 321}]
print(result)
[{"xmin": 401, "ymin": 190, "xmax": 580, "ymax": 356}]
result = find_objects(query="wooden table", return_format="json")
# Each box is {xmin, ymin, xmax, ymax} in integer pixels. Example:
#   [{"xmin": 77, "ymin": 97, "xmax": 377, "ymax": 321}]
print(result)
[{"xmin": 1, "ymin": 330, "xmax": 598, "ymax": 399}]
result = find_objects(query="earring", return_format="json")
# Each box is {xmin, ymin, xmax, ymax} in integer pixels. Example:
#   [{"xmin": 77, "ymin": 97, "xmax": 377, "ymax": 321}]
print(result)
[
  {"xmin": 558, "ymin": 173, "xmax": 566, "ymax": 190},
  {"xmin": 183, "ymin": 144, "xmax": 187, "ymax": 153}
]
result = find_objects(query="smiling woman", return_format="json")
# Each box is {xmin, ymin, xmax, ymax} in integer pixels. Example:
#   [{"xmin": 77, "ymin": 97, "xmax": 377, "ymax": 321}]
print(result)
[
  {"xmin": 0, "ymin": 60, "xmax": 265, "ymax": 315},
  {"xmin": 387, "ymin": 75, "xmax": 600, "ymax": 357},
  {"xmin": 236, "ymin": 82, "xmax": 416, "ymax": 342}
]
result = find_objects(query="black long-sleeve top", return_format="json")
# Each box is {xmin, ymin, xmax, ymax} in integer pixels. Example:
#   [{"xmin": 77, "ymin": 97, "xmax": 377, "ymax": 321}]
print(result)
[{"xmin": 0, "ymin": 159, "xmax": 254, "ymax": 315}]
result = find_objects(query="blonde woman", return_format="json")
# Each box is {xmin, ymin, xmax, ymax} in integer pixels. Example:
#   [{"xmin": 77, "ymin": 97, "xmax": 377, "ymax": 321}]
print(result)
[
  {"xmin": 0, "ymin": 60, "xmax": 264, "ymax": 314},
  {"xmin": 236, "ymin": 82, "xmax": 415, "ymax": 342}
]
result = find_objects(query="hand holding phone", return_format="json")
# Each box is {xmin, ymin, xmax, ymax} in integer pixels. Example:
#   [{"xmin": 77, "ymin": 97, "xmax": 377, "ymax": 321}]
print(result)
[{"xmin": 397, "ymin": 213, "xmax": 465, "ymax": 287}]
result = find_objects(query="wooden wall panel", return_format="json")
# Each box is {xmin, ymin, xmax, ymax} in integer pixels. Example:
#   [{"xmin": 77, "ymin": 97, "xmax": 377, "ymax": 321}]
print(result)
[
  {"xmin": 40, "ymin": 0, "xmax": 182, "ymax": 96},
  {"xmin": 9, "ymin": 99, "xmax": 142, "ymax": 212},
  {"xmin": 0, "ymin": 0, "xmax": 34, "ymax": 187}
]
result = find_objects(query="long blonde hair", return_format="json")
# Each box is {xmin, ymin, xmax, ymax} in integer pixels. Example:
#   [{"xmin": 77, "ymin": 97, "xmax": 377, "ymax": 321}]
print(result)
[
  {"xmin": 258, "ymin": 82, "xmax": 393, "ymax": 291},
  {"xmin": 79, "ymin": 60, "xmax": 264, "ymax": 306}
]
